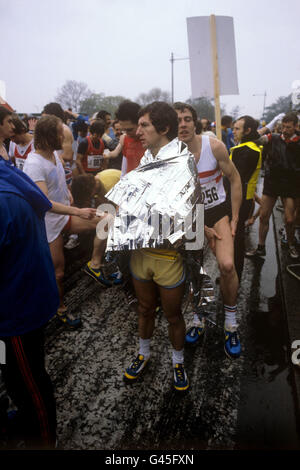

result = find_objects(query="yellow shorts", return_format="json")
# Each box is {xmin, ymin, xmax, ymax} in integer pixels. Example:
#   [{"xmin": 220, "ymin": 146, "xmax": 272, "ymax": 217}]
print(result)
[{"xmin": 130, "ymin": 249, "xmax": 185, "ymax": 289}]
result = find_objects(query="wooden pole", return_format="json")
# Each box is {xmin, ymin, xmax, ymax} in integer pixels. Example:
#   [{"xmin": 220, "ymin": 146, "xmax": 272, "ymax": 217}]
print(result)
[{"xmin": 210, "ymin": 15, "xmax": 222, "ymax": 141}]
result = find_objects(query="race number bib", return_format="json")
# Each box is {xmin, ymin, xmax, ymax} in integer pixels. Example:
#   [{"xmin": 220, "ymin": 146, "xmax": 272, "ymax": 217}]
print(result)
[
  {"xmin": 87, "ymin": 154, "xmax": 103, "ymax": 169},
  {"xmin": 201, "ymin": 183, "xmax": 220, "ymax": 209},
  {"xmin": 16, "ymin": 157, "xmax": 25, "ymax": 171}
]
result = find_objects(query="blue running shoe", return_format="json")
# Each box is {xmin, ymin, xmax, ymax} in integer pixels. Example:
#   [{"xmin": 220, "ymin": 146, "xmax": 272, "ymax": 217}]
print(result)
[
  {"xmin": 185, "ymin": 323, "xmax": 205, "ymax": 345},
  {"xmin": 173, "ymin": 364, "xmax": 189, "ymax": 391},
  {"xmin": 108, "ymin": 270, "xmax": 124, "ymax": 285},
  {"xmin": 224, "ymin": 328, "xmax": 241, "ymax": 359},
  {"xmin": 56, "ymin": 310, "xmax": 81, "ymax": 329},
  {"xmin": 124, "ymin": 354, "xmax": 149, "ymax": 382},
  {"xmin": 83, "ymin": 262, "xmax": 112, "ymax": 287}
]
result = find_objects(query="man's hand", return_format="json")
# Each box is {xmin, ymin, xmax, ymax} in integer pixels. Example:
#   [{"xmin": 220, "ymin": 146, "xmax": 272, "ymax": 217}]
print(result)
[
  {"xmin": 28, "ymin": 117, "xmax": 37, "ymax": 132},
  {"xmin": 230, "ymin": 218, "xmax": 238, "ymax": 237},
  {"xmin": 76, "ymin": 208, "xmax": 97, "ymax": 219},
  {"xmin": 68, "ymin": 189, "xmax": 74, "ymax": 205},
  {"xmin": 204, "ymin": 225, "xmax": 222, "ymax": 254},
  {"xmin": 265, "ymin": 112, "xmax": 285, "ymax": 132}
]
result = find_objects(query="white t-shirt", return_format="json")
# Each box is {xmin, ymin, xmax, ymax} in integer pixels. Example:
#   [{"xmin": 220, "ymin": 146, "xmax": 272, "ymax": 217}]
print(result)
[{"xmin": 23, "ymin": 151, "xmax": 70, "ymax": 243}]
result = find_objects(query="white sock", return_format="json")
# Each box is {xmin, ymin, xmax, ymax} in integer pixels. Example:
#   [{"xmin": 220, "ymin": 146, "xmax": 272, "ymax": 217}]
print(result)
[
  {"xmin": 172, "ymin": 348, "xmax": 184, "ymax": 367},
  {"xmin": 193, "ymin": 313, "xmax": 205, "ymax": 327},
  {"xmin": 139, "ymin": 338, "xmax": 150, "ymax": 359},
  {"xmin": 224, "ymin": 304, "xmax": 238, "ymax": 330}
]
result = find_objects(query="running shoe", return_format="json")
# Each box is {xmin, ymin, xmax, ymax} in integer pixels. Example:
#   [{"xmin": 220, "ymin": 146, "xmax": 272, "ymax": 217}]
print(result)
[
  {"xmin": 185, "ymin": 321, "xmax": 206, "ymax": 345},
  {"xmin": 245, "ymin": 246, "xmax": 266, "ymax": 258},
  {"xmin": 280, "ymin": 228, "xmax": 288, "ymax": 247},
  {"xmin": 224, "ymin": 328, "xmax": 241, "ymax": 359},
  {"xmin": 108, "ymin": 270, "xmax": 124, "ymax": 285},
  {"xmin": 288, "ymin": 245, "xmax": 299, "ymax": 259},
  {"xmin": 295, "ymin": 229, "xmax": 300, "ymax": 246},
  {"xmin": 64, "ymin": 235, "xmax": 80, "ymax": 250},
  {"xmin": 56, "ymin": 310, "xmax": 81, "ymax": 329},
  {"xmin": 173, "ymin": 363, "xmax": 189, "ymax": 391},
  {"xmin": 124, "ymin": 354, "xmax": 149, "ymax": 382},
  {"xmin": 83, "ymin": 262, "xmax": 112, "ymax": 287}
]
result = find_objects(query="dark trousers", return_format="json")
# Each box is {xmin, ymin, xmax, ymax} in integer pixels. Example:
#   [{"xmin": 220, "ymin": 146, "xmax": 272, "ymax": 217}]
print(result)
[
  {"xmin": 234, "ymin": 199, "xmax": 253, "ymax": 282},
  {"xmin": 0, "ymin": 327, "xmax": 56, "ymax": 449}
]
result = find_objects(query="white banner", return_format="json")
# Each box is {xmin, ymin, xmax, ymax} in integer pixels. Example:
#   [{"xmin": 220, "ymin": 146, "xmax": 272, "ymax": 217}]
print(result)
[
  {"xmin": 0, "ymin": 80, "xmax": 6, "ymax": 101},
  {"xmin": 186, "ymin": 16, "xmax": 239, "ymax": 99}
]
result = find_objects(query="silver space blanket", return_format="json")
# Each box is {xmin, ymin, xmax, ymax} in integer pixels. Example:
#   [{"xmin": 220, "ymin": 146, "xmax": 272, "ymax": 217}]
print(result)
[{"xmin": 104, "ymin": 138, "xmax": 204, "ymax": 252}]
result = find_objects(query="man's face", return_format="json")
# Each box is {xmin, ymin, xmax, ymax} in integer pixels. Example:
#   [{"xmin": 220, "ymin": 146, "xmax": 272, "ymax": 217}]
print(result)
[
  {"xmin": 176, "ymin": 108, "xmax": 196, "ymax": 144},
  {"xmin": 0, "ymin": 115, "xmax": 15, "ymax": 140},
  {"xmin": 282, "ymin": 121, "xmax": 297, "ymax": 140},
  {"xmin": 105, "ymin": 114, "xmax": 112, "ymax": 129},
  {"xmin": 55, "ymin": 122, "xmax": 65, "ymax": 150},
  {"xmin": 233, "ymin": 119, "xmax": 245, "ymax": 144},
  {"xmin": 201, "ymin": 118, "xmax": 208, "ymax": 130},
  {"xmin": 113, "ymin": 123, "xmax": 122, "ymax": 138},
  {"xmin": 136, "ymin": 113, "xmax": 162, "ymax": 150},
  {"xmin": 119, "ymin": 120, "xmax": 138, "ymax": 139},
  {"xmin": 90, "ymin": 132, "xmax": 102, "ymax": 141}
]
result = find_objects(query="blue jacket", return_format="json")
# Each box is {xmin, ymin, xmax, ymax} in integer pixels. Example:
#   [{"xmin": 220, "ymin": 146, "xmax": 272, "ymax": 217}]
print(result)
[{"xmin": 0, "ymin": 157, "xmax": 59, "ymax": 336}]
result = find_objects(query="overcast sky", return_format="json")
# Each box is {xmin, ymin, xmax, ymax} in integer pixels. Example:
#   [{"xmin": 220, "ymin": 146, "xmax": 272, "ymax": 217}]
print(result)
[{"xmin": 1, "ymin": 0, "xmax": 299, "ymax": 119}]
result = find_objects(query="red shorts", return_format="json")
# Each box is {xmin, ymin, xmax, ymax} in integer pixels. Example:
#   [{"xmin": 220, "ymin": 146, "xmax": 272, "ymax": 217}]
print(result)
[{"xmin": 62, "ymin": 216, "xmax": 72, "ymax": 234}]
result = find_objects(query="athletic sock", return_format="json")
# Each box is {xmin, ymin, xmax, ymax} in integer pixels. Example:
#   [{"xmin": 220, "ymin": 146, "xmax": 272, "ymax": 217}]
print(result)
[
  {"xmin": 193, "ymin": 313, "xmax": 201, "ymax": 326},
  {"xmin": 193, "ymin": 313, "xmax": 205, "ymax": 327},
  {"xmin": 172, "ymin": 348, "xmax": 184, "ymax": 367},
  {"xmin": 139, "ymin": 338, "xmax": 150, "ymax": 359},
  {"xmin": 224, "ymin": 304, "xmax": 238, "ymax": 331}
]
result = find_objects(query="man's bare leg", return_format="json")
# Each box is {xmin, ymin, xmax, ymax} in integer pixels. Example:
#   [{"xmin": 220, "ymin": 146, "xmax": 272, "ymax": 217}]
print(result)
[
  {"xmin": 159, "ymin": 283, "xmax": 186, "ymax": 353},
  {"xmin": 214, "ymin": 216, "xmax": 238, "ymax": 308},
  {"xmin": 69, "ymin": 214, "xmax": 115, "ymax": 284},
  {"xmin": 258, "ymin": 195, "xmax": 277, "ymax": 246},
  {"xmin": 124, "ymin": 278, "xmax": 157, "ymax": 382},
  {"xmin": 49, "ymin": 234, "xmax": 81, "ymax": 328},
  {"xmin": 283, "ymin": 197, "xmax": 296, "ymax": 245},
  {"xmin": 49, "ymin": 234, "xmax": 65, "ymax": 310},
  {"xmin": 283, "ymin": 197, "xmax": 299, "ymax": 258},
  {"xmin": 246, "ymin": 194, "xmax": 277, "ymax": 257},
  {"xmin": 213, "ymin": 216, "xmax": 241, "ymax": 358}
]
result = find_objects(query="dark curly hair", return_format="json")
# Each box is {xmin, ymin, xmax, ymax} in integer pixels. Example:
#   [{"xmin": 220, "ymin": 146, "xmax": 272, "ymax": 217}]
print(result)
[
  {"xmin": 115, "ymin": 100, "xmax": 141, "ymax": 124},
  {"xmin": 138, "ymin": 101, "xmax": 178, "ymax": 141}
]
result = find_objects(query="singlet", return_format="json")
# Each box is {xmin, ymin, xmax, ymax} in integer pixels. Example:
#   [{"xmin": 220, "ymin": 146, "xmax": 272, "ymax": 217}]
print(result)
[
  {"xmin": 82, "ymin": 136, "xmax": 105, "ymax": 173},
  {"xmin": 196, "ymin": 135, "xmax": 226, "ymax": 210},
  {"xmin": 9, "ymin": 140, "xmax": 34, "ymax": 171},
  {"xmin": 122, "ymin": 135, "xmax": 144, "ymax": 174}
]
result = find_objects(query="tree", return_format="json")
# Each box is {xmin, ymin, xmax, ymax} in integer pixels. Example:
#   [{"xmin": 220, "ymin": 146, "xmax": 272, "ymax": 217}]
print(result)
[
  {"xmin": 186, "ymin": 96, "xmax": 226, "ymax": 122},
  {"xmin": 263, "ymin": 94, "xmax": 292, "ymax": 122},
  {"xmin": 79, "ymin": 94, "xmax": 128, "ymax": 117},
  {"xmin": 136, "ymin": 88, "xmax": 171, "ymax": 105},
  {"xmin": 55, "ymin": 80, "xmax": 92, "ymax": 112},
  {"xmin": 79, "ymin": 93, "xmax": 106, "ymax": 116}
]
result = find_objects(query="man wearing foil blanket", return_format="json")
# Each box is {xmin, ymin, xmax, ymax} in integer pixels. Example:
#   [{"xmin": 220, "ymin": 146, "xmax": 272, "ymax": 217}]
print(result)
[{"xmin": 104, "ymin": 101, "xmax": 204, "ymax": 391}]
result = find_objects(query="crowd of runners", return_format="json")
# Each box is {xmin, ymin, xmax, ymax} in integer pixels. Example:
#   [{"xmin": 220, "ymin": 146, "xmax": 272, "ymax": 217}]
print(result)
[{"xmin": 0, "ymin": 98, "xmax": 300, "ymax": 449}]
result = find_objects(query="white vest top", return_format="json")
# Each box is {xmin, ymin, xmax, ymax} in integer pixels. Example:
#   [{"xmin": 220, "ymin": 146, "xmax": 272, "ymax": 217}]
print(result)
[{"xmin": 196, "ymin": 135, "xmax": 226, "ymax": 210}]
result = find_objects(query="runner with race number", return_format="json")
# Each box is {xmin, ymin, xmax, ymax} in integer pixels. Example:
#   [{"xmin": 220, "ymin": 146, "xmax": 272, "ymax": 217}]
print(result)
[{"xmin": 174, "ymin": 102, "xmax": 242, "ymax": 359}]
